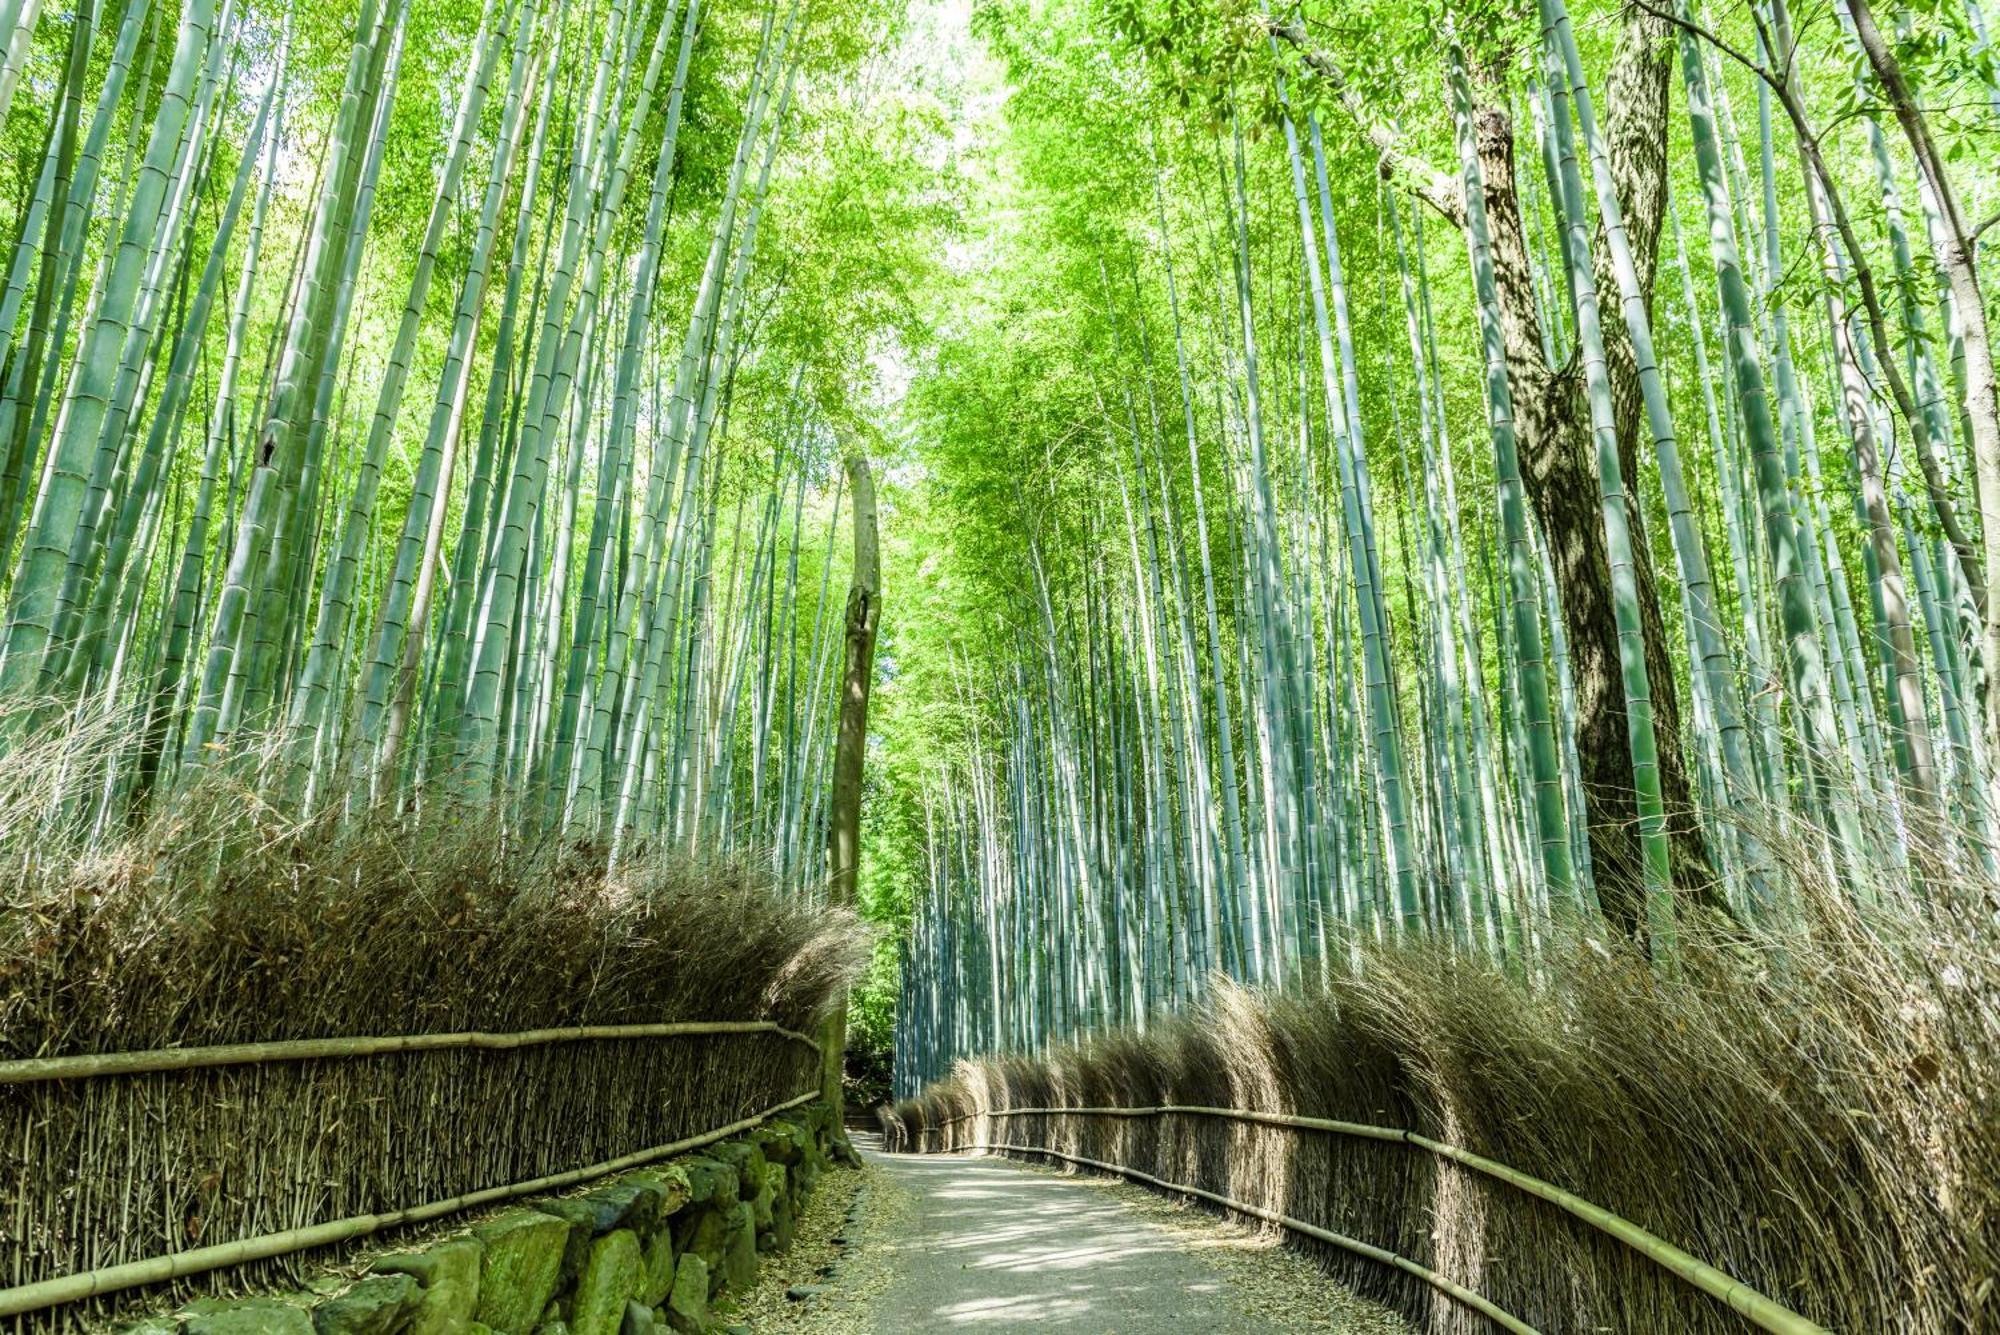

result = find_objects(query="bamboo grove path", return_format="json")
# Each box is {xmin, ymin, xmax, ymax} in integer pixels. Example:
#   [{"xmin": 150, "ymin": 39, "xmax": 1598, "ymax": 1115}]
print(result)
[{"xmin": 814, "ymin": 1136, "xmax": 1404, "ymax": 1333}]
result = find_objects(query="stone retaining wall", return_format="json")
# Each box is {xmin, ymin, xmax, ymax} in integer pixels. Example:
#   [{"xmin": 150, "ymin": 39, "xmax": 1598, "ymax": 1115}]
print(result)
[{"xmin": 125, "ymin": 1103, "xmax": 839, "ymax": 1335}]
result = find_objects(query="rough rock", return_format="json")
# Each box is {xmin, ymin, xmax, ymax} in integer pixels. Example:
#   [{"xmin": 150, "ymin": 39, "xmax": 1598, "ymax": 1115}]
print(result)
[
  {"xmin": 762, "ymin": 1183, "xmax": 796, "ymax": 1254},
  {"xmin": 676, "ymin": 1157, "xmax": 737, "ymax": 1207},
  {"xmin": 708, "ymin": 1142, "xmax": 766, "ymax": 1194},
  {"xmin": 720, "ymin": 1201, "xmax": 758, "ymax": 1294},
  {"xmin": 663, "ymin": 1253, "xmax": 708, "ymax": 1334},
  {"xmin": 571, "ymin": 1228, "xmax": 644, "ymax": 1335},
  {"xmin": 753, "ymin": 1121, "xmax": 805, "ymax": 1167},
  {"xmin": 183, "ymin": 1298, "xmax": 315, "ymax": 1335},
  {"xmin": 675, "ymin": 1204, "xmax": 729, "ymax": 1271},
  {"xmin": 532, "ymin": 1197, "xmax": 618, "ymax": 1285},
  {"xmin": 638, "ymin": 1224, "xmax": 677, "ymax": 1306},
  {"xmin": 474, "ymin": 1209, "xmax": 571, "ymax": 1332},
  {"xmin": 311, "ymin": 1273, "xmax": 420, "ymax": 1335},
  {"xmin": 218, "ymin": 1103, "xmax": 835, "ymax": 1335},
  {"xmin": 580, "ymin": 1177, "xmax": 668, "ymax": 1237},
  {"xmin": 624, "ymin": 1167, "xmax": 691, "ymax": 1219},
  {"xmin": 372, "ymin": 1234, "xmax": 482, "ymax": 1335},
  {"xmin": 749, "ymin": 1161, "xmax": 783, "ymax": 1231}
]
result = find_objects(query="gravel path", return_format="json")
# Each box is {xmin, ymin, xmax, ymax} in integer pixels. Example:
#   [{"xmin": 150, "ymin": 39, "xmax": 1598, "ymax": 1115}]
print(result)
[{"xmin": 782, "ymin": 1135, "xmax": 1408, "ymax": 1333}]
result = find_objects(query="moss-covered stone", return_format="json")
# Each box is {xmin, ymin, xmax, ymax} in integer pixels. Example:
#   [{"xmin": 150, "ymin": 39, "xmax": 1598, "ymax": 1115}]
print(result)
[
  {"xmin": 762, "ymin": 1184, "xmax": 796, "ymax": 1255},
  {"xmin": 312, "ymin": 1273, "xmax": 420, "ymax": 1335},
  {"xmin": 662, "ymin": 1254, "xmax": 708, "ymax": 1334},
  {"xmin": 626, "ymin": 1166, "xmax": 691, "ymax": 1219},
  {"xmin": 571, "ymin": 1228, "xmax": 643, "ymax": 1335},
  {"xmin": 638, "ymin": 1223, "xmax": 676, "ymax": 1307},
  {"xmin": 473, "ymin": 1209, "xmax": 571, "ymax": 1332},
  {"xmin": 752, "ymin": 1121, "xmax": 805, "ymax": 1167},
  {"xmin": 528, "ymin": 1198, "xmax": 609, "ymax": 1288},
  {"xmin": 580, "ymin": 1177, "xmax": 667, "ymax": 1237},
  {"xmin": 749, "ymin": 1161, "xmax": 782, "ymax": 1231},
  {"xmin": 674, "ymin": 1203, "xmax": 730, "ymax": 1270},
  {"xmin": 708, "ymin": 1142, "xmax": 765, "ymax": 1191},
  {"xmin": 544, "ymin": 1191, "xmax": 631, "ymax": 1237},
  {"xmin": 264, "ymin": 1104, "xmax": 833, "ymax": 1335},
  {"xmin": 675, "ymin": 1157, "xmax": 737, "ymax": 1207},
  {"xmin": 719, "ymin": 1202, "xmax": 757, "ymax": 1294},
  {"xmin": 372, "ymin": 1235, "xmax": 482, "ymax": 1335},
  {"xmin": 183, "ymin": 1298, "xmax": 315, "ymax": 1335}
]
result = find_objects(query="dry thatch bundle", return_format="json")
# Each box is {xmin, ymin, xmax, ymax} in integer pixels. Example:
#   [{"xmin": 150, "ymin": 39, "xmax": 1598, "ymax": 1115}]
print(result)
[
  {"xmin": 885, "ymin": 852, "xmax": 2000, "ymax": 1333},
  {"xmin": 0, "ymin": 760, "xmax": 869, "ymax": 1331}
]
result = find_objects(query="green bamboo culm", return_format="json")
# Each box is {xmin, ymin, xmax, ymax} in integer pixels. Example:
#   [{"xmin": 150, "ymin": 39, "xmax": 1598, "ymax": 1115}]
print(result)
[
  {"xmin": 1671, "ymin": 0, "xmax": 1843, "ymax": 817},
  {"xmin": 1446, "ymin": 39, "xmax": 1576, "ymax": 913},
  {"xmin": 1, "ymin": 0, "xmax": 215, "ymax": 698},
  {"xmin": 1535, "ymin": 0, "xmax": 1672, "ymax": 948}
]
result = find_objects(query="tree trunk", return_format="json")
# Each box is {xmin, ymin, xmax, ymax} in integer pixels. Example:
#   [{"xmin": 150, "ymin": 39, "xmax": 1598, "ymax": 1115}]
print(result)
[
  {"xmin": 824, "ymin": 452, "xmax": 879, "ymax": 1128},
  {"xmin": 1469, "ymin": 5, "xmax": 1713, "ymax": 931}
]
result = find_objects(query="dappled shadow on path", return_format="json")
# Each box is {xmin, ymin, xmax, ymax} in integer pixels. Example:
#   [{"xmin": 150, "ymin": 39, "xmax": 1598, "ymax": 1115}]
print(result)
[{"xmin": 863, "ymin": 1148, "xmax": 1257, "ymax": 1331}]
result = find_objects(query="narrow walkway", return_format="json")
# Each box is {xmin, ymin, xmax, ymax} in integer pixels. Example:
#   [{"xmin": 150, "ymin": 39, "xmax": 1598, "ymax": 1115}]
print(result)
[{"xmin": 832, "ymin": 1137, "xmax": 1406, "ymax": 1333}]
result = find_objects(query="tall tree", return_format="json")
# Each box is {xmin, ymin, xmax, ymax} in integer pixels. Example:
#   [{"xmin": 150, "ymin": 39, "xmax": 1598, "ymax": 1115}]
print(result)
[{"xmin": 823, "ymin": 451, "xmax": 880, "ymax": 1123}]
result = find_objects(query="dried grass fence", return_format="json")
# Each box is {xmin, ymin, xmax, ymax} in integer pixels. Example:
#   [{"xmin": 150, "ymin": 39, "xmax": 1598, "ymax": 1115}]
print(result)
[
  {"xmin": 0, "ymin": 1027, "xmax": 819, "ymax": 1325},
  {"xmin": 883, "ymin": 864, "xmax": 2000, "ymax": 1334},
  {"xmin": 0, "ymin": 781, "xmax": 868, "ymax": 1332}
]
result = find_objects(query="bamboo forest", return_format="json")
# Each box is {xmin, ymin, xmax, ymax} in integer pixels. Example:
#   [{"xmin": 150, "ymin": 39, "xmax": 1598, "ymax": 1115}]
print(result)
[{"xmin": 0, "ymin": 0, "xmax": 1996, "ymax": 1325}]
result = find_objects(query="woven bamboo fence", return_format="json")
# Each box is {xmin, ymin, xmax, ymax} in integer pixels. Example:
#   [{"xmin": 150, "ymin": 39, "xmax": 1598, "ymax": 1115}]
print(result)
[
  {"xmin": 0, "ymin": 1021, "xmax": 821, "ymax": 1331},
  {"xmin": 882, "ymin": 939, "xmax": 1992, "ymax": 1335},
  {"xmin": 914, "ymin": 1104, "xmax": 1823, "ymax": 1335}
]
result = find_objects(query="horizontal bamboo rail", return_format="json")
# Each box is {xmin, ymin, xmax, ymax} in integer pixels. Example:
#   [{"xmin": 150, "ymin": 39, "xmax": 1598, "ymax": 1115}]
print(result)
[
  {"xmin": 0, "ymin": 1088, "xmax": 821, "ymax": 1319},
  {"xmin": 938, "ymin": 1104, "xmax": 1826, "ymax": 1335},
  {"xmin": 0, "ymin": 1019, "xmax": 819, "ymax": 1085},
  {"xmin": 978, "ymin": 1141, "xmax": 1540, "ymax": 1334}
]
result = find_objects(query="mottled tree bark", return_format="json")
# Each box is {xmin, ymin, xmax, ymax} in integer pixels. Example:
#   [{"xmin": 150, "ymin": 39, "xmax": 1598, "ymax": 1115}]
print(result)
[
  {"xmin": 1472, "ymin": 6, "xmax": 1712, "ymax": 931},
  {"xmin": 1277, "ymin": 3, "xmax": 1708, "ymax": 928},
  {"xmin": 824, "ymin": 453, "xmax": 880, "ymax": 1130}
]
